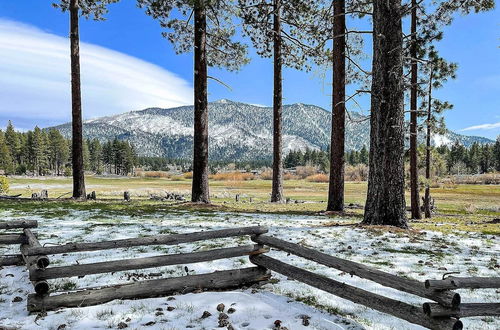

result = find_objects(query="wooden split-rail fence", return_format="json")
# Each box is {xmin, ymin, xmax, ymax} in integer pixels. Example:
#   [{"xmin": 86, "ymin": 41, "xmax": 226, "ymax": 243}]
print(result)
[{"xmin": 1, "ymin": 220, "xmax": 499, "ymax": 330}]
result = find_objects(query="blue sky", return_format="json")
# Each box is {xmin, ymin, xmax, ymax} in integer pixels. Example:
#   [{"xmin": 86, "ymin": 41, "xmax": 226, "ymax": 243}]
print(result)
[{"xmin": 0, "ymin": 1, "xmax": 498, "ymax": 139}]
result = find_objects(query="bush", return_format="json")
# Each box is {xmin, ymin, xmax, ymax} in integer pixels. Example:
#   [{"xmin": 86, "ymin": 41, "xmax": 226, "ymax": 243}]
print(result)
[
  {"xmin": 137, "ymin": 171, "xmax": 171, "ymax": 178},
  {"xmin": 0, "ymin": 176, "xmax": 9, "ymax": 194},
  {"xmin": 183, "ymin": 172, "xmax": 193, "ymax": 179},
  {"xmin": 305, "ymin": 174, "xmax": 329, "ymax": 182},
  {"xmin": 209, "ymin": 172, "xmax": 255, "ymax": 181},
  {"xmin": 345, "ymin": 164, "xmax": 368, "ymax": 181},
  {"xmin": 259, "ymin": 169, "xmax": 273, "ymax": 180},
  {"xmin": 283, "ymin": 173, "xmax": 299, "ymax": 180},
  {"xmin": 296, "ymin": 166, "xmax": 318, "ymax": 179}
]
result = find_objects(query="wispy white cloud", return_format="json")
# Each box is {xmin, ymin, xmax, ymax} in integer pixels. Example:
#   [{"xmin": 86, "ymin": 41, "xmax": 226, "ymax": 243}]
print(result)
[
  {"xmin": 0, "ymin": 19, "xmax": 192, "ymax": 125},
  {"xmin": 461, "ymin": 121, "xmax": 500, "ymax": 131}
]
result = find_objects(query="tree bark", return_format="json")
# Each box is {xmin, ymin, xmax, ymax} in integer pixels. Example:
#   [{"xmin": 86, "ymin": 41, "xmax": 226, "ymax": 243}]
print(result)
[
  {"xmin": 363, "ymin": 0, "xmax": 407, "ymax": 227},
  {"xmin": 424, "ymin": 67, "xmax": 433, "ymax": 218},
  {"xmin": 191, "ymin": 1, "xmax": 210, "ymax": 203},
  {"xmin": 409, "ymin": 0, "xmax": 421, "ymax": 219},
  {"xmin": 327, "ymin": 0, "xmax": 346, "ymax": 212},
  {"xmin": 70, "ymin": 0, "xmax": 86, "ymax": 200},
  {"xmin": 271, "ymin": 0, "xmax": 284, "ymax": 203}
]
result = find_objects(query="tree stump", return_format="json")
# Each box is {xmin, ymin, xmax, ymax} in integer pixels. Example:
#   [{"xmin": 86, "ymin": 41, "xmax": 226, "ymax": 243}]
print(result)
[{"xmin": 124, "ymin": 191, "xmax": 131, "ymax": 201}]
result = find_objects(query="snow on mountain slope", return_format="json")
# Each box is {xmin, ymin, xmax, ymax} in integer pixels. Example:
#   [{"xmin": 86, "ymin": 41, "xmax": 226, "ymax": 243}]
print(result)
[{"xmin": 50, "ymin": 100, "xmax": 494, "ymax": 160}]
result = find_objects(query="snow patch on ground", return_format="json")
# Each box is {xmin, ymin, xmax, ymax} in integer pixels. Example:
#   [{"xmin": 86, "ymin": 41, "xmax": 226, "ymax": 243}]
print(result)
[{"xmin": 0, "ymin": 209, "xmax": 498, "ymax": 329}]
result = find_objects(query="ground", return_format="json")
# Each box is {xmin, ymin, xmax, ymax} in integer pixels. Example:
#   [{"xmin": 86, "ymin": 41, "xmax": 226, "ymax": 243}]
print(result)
[{"xmin": 0, "ymin": 176, "xmax": 499, "ymax": 329}]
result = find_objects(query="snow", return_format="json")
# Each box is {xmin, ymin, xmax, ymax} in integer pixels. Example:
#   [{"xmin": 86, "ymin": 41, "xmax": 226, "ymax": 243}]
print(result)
[
  {"xmin": 432, "ymin": 134, "xmax": 452, "ymax": 147},
  {"xmin": 1, "ymin": 209, "xmax": 498, "ymax": 329}
]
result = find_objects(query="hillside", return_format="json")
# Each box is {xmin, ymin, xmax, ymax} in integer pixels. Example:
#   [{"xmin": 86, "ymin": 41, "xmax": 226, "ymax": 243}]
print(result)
[{"xmin": 51, "ymin": 100, "xmax": 493, "ymax": 160}]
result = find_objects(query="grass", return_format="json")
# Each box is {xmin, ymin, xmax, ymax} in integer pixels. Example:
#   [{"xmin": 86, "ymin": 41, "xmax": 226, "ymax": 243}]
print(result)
[{"xmin": 1, "ymin": 175, "xmax": 499, "ymax": 235}]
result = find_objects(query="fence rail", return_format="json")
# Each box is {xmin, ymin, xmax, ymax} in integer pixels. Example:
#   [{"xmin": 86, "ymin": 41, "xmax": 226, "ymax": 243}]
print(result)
[{"xmin": 2, "ymin": 219, "xmax": 499, "ymax": 330}]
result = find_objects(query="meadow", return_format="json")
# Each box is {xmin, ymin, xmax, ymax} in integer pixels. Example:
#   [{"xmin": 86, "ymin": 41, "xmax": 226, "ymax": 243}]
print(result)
[{"xmin": 2, "ymin": 175, "xmax": 499, "ymax": 235}]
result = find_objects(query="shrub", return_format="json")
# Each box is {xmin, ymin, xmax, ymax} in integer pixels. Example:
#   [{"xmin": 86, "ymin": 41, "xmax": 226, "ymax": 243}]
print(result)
[
  {"xmin": 183, "ymin": 172, "xmax": 193, "ymax": 179},
  {"xmin": 305, "ymin": 174, "xmax": 329, "ymax": 182},
  {"xmin": 345, "ymin": 164, "xmax": 368, "ymax": 181},
  {"xmin": 210, "ymin": 172, "xmax": 255, "ymax": 181},
  {"xmin": 0, "ymin": 176, "xmax": 9, "ymax": 194},
  {"xmin": 259, "ymin": 169, "xmax": 273, "ymax": 180},
  {"xmin": 283, "ymin": 173, "xmax": 299, "ymax": 180},
  {"xmin": 296, "ymin": 166, "xmax": 318, "ymax": 179},
  {"xmin": 137, "ymin": 171, "xmax": 171, "ymax": 178}
]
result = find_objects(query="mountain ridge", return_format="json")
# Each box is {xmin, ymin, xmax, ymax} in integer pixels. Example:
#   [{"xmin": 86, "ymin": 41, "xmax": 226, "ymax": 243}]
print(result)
[{"xmin": 50, "ymin": 100, "xmax": 494, "ymax": 161}]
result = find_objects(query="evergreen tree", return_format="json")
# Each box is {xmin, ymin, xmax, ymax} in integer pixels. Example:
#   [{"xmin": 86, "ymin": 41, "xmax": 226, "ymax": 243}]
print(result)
[
  {"xmin": 54, "ymin": 0, "xmax": 119, "ymax": 199},
  {"xmin": 139, "ymin": 0, "xmax": 249, "ymax": 203},
  {"xmin": 0, "ymin": 131, "xmax": 14, "ymax": 174},
  {"xmin": 363, "ymin": 0, "xmax": 407, "ymax": 228},
  {"xmin": 5, "ymin": 121, "xmax": 20, "ymax": 167},
  {"xmin": 48, "ymin": 128, "xmax": 69, "ymax": 175},
  {"xmin": 494, "ymin": 136, "xmax": 500, "ymax": 171},
  {"xmin": 239, "ymin": 0, "xmax": 320, "ymax": 203}
]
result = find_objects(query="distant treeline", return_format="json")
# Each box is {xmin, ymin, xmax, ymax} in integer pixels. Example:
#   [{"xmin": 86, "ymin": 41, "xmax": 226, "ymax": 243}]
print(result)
[
  {"xmin": 436, "ymin": 140, "xmax": 500, "ymax": 174},
  {"xmin": 1, "ymin": 121, "xmax": 499, "ymax": 177},
  {"xmin": 284, "ymin": 147, "xmax": 369, "ymax": 171},
  {"xmin": 0, "ymin": 122, "xmax": 138, "ymax": 176}
]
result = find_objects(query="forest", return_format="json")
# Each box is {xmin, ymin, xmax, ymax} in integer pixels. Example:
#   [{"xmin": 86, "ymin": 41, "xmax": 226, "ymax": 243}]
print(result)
[
  {"xmin": 0, "ymin": 1, "xmax": 499, "ymax": 329},
  {"xmin": 0, "ymin": 122, "xmax": 138, "ymax": 176}
]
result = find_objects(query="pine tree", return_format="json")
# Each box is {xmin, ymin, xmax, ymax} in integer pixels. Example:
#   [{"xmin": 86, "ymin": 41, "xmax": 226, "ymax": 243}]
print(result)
[
  {"xmin": 0, "ymin": 131, "xmax": 14, "ymax": 174},
  {"xmin": 54, "ymin": 0, "xmax": 119, "ymax": 199},
  {"xmin": 408, "ymin": 0, "xmax": 421, "ymax": 219},
  {"xmin": 494, "ymin": 136, "xmax": 500, "ymax": 171},
  {"xmin": 139, "ymin": 0, "xmax": 249, "ymax": 203},
  {"xmin": 48, "ymin": 129, "xmax": 69, "ymax": 175},
  {"xmin": 363, "ymin": 0, "xmax": 407, "ymax": 227},
  {"xmin": 5, "ymin": 121, "xmax": 20, "ymax": 166},
  {"xmin": 239, "ymin": 0, "xmax": 320, "ymax": 203}
]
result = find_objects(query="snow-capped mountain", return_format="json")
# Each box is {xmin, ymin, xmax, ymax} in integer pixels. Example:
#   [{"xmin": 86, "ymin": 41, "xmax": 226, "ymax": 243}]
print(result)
[{"xmin": 50, "ymin": 99, "xmax": 493, "ymax": 160}]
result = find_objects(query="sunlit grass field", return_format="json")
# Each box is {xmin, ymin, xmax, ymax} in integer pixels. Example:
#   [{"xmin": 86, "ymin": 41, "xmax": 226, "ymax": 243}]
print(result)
[{"xmin": 2, "ymin": 175, "xmax": 499, "ymax": 235}]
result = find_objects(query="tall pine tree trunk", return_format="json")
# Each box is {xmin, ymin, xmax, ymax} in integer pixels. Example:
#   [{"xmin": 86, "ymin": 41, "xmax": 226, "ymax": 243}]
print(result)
[
  {"xmin": 327, "ymin": 0, "xmax": 346, "ymax": 212},
  {"xmin": 424, "ymin": 67, "xmax": 433, "ymax": 218},
  {"xmin": 271, "ymin": 0, "xmax": 284, "ymax": 203},
  {"xmin": 70, "ymin": 0, "xmax": 86, "ymax": 200},
  {"xmin": 409, "ymin": 0, "xmax": 421, "ymax": 219},
  {"xmin": 363, "ymin": 0, "xmax": 407, "ymax": 227},
  {"xmin": 191, "ymin": 1, "xmax": 210, "ymax": 203}
]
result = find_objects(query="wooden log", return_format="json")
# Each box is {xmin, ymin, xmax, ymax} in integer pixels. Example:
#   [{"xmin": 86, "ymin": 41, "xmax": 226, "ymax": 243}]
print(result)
[
  {"xmin": 27, "ymin": 266, "xmax": 271, "ymax": 312},
  {"xmin": 0, "ymin": 220, "xmax": 38, "ymax": 230},
  {"xmin": 423, "ymin": 302, "xmax": 500, "ymax": 318},
  {"xmin": 0, "ymin": 233, "xmax": 28, "ymax": 245},
  {"xmin": 0, "ymin": 254, "xmax": 24, "ymax": 266},
  {"xmin": 425, "ymin": 277, "xmax": 500, "ymax": 290},
  {"xmin": 253, "ymin": 234, "xmax": 460, "ymax": 308},
  {"xmin": 31, "ymin": 244, "xmax": 268, "ymax": 281},
  {"xmin": 21, "ymin": 229, "xmax": 50, "ymax": 295},
  {"xmin": 26, "ymin": 226, "xmax": 269, "ymax": 256},
  {"xmin": 250, "ymin": 255, "xmax": 462, "ymax": 330},
  {"xmin": 21, "ymin": 229, "xmax": 49, "ymax": 269}
]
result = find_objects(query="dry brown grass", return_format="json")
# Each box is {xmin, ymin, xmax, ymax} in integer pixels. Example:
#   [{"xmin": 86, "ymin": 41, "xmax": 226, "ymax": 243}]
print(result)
[
  {"xmin": 136, "ymin": 171, "xmax": 171, "ymax": 178},
  {"xmin": 183, "ymin": 172, "xmax": 193, "ymax": 179},
  {"xmin": 451, "ymin": 173, "xmax": 500, "ymax": 185},
  {"xmin": 296, "ymin": 166, "xmax": 318, "ymax": 179},
  {"xmin": 209, "ymin": 172, "xmax": 255, "ymax": 181},
  {"xmin": 305, "ymin": 173, "xmax": 329, "ymax": 182},
  {"xmin": 284, "ymin": 173, "xmax": 300, "ymax": 180}
]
